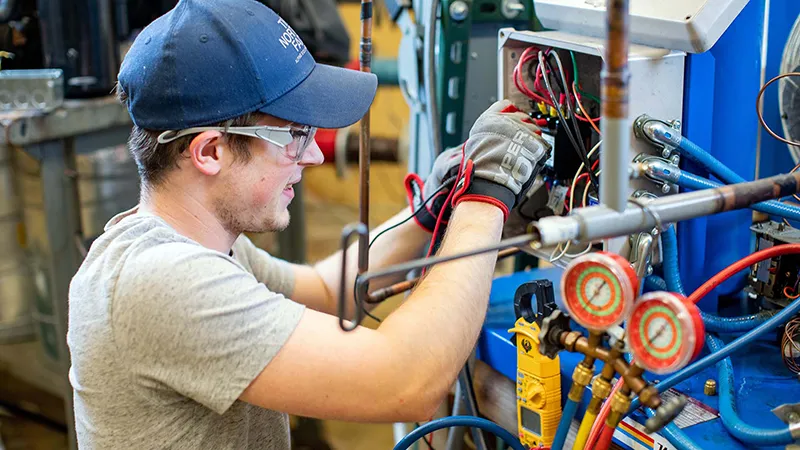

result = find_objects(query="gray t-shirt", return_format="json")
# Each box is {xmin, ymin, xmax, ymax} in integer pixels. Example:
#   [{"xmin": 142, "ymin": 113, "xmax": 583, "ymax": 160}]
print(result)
[{"xmin": 67, "ymin": 207, "xmax": 305, "ymax": 449}]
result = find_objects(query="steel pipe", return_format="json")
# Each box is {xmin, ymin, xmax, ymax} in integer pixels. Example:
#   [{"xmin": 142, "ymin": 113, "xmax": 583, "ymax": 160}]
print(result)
[{"xmin": 532, "ymin": 171, "xmax": 800, "ymax": 246}]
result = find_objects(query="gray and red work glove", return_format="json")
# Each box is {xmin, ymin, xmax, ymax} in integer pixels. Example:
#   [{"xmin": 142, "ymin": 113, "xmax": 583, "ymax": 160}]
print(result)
[
  {"xmin": 406, "ymin": 99, "xmax": 550, "ymax": 230},
  {"xmin": 404, "ymin": 147, "xmax": 462, "ymax": 232}
]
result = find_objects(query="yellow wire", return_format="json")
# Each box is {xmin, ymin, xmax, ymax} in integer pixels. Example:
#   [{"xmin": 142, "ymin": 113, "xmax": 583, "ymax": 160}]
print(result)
[{"xmin": 573, "ymin": 409, "xmax": 598, "ymax": 450}]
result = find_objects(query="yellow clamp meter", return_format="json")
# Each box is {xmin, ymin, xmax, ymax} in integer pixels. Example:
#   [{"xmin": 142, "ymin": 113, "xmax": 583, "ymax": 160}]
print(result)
[{"xmin": 508, "ymin": 280, "xmax": 562, "ymax": 449}]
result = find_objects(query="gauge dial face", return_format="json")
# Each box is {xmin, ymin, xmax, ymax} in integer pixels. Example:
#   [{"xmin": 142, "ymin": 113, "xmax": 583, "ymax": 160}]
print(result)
[
  {"xmin": 561, "ymin": 253, "xmax": 637, "ymax": 331},
  {"xmin": 627, "ymin": 292, "xmax": 702, "ymax": 374}
]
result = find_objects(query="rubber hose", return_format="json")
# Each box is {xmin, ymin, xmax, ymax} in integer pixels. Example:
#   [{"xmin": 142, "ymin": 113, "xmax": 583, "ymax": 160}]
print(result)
[
  {"xmin": 572, "ymin": 408, "xmax": 597, "ymax": 450},
  {"xmin": 661, "ymin": 225, "xmax": 686, "ymax": 295},
  {"xmin": 644, "ymin": 408, "xmax": 703, "ymax": 450},
  {"xmin": 552, "ymin": 398, "xmax": 579, "ymax": 450},
  {"xmin": 628, "ymin": 296, "xmax": 800, "ymax": 412},
  {"xmin": 645, "ymin": 275, "xmax": 771, "ymax": 332},
  {"xmin": 677, "ymin": 137, "xmax": 744, "ymax": 185},
  {"xmin": 706, "ymin": 335, "xmax": 795, "ymax": 446},
  {"xmin": 676, "ymin": 171, "xmax": 800, "ymax": 221},
  {"xmin": 594, "ymin": 423, "xmax": 616, "ymax": 450},
  {"xmin": 394, "ymin": 416, "xmax": 525, "ymax": 450}
]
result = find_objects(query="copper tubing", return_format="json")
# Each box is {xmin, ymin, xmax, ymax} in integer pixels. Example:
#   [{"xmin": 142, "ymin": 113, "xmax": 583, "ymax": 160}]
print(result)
[
  {"xmin": 559, "ymin": 331, "xmax": 660, "ymax": 408},
  {"xmin": 602, "ymin": 0, "xmax": 630, "ymax": 120},
  {"xmin": 366, "ymin": 248, "xmax": 522, "ymax": 304},
  {"xmin": 358, "ymin": 0, "xmax": 373, "ymax": 281}
]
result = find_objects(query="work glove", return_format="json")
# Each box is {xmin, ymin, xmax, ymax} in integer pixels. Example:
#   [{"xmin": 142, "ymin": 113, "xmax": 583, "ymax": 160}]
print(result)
[
  {"xmin": 451, "ymin": 99, "xmax": 550, "ymax": 219},
  {"xmin": 404, "ymin": 146, "xmax": 462, "ymax": 233}
]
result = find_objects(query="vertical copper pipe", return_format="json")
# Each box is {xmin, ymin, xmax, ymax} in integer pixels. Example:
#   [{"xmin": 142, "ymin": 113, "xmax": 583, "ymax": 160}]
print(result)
[
  {"xmin": 602, "ymin": 0, "xmax": 630, "ymax": 121},
  {"xmin": 599, "ymin": 0, "xmax": 631, "ymax": 213},
  {"xmin": 358, "ymin": 0, "xmax": 373, "ymax": 278}
]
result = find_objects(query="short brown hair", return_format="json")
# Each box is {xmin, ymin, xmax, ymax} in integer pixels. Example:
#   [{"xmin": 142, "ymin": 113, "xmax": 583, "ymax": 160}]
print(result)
[{"xmin": 116, "ymin": 85, "xmax": 261, "ymax": 186}]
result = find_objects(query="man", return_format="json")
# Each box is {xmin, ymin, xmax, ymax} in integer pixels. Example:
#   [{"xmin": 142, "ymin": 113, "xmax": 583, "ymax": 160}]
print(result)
[{"xmin": 67, "ymin": 0, "xmax": 550, "ymax": 448}]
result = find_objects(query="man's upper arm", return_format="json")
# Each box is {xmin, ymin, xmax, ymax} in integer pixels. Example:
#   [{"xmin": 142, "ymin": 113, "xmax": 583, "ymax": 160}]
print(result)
[
  {"xmin": 239, "ymin": 307, "xmax": 429, "ymax": 423},
  {"xmin": 112, "ymin": 243, "xmax": 305, "ymax": 415},
  {"xmin": 232, "ymin": 235, "xmax": 334, "ymax": 313}
]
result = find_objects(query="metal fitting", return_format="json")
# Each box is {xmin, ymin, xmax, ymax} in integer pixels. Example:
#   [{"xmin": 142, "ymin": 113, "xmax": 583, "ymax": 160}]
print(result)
[
  {"xmin": 562, "ymin": 331, "xmax": 582, "ymax": 352},
  {"xmin": 636, "ymin": 155, "xmax": 681, "ymax": 184},
  {"xmin": 610, "ymin": 390, "xmax": 632, "ymax": 414},
  {"xmin": 573, "ymin": 364, "xmax": 595, "ymax": 388},
  {"xmin": 449, "ymin": 1, "xmax": 469, "ymax": 21},
  {"xmin": 638, "ymin": 117, "xmax": 683, "ymax": 148},
  {"xmin": 592, "ymin": 377, "xmax": 612, "ymax": 400},
  {"xmin": 638, "ymin": 386, "xmax": 661, "ymax": 409},
  {"xmin": 704, "ymin": 379, "xmax": 717, "ymax": 396},
  {"xmin": 646, "ymin": 395, "xmax": 688, "ymax": 433},
  {"xmin": 501, "ymin": 0, "xmax": 525, "ymax": 19}
]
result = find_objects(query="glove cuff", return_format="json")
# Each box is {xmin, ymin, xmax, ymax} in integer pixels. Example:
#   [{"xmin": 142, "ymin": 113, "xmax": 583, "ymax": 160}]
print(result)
[
  {"xmin": 404, "ymin": 173, "xmax": 437, "ymax": 233},
  {"xmin": 451, "ymin": 161, "xmax": 514, "ymax": 220}
]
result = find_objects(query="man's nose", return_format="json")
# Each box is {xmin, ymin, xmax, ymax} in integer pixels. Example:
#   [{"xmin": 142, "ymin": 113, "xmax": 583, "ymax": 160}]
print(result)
[{"xmin": 300, "ymin": 139, "xmax": 325, "ymax": 167}]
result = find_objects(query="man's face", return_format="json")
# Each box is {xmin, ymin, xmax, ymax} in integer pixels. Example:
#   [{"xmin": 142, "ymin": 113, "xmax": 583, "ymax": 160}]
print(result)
[{"xmin": 211, "ymin": 116, "xmax": 323, "ymax": 234}]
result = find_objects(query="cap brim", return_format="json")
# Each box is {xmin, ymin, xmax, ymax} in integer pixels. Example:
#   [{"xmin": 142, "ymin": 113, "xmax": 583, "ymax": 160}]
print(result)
[{"xmin": 259, "ymin": 63, "xmax": 378, "ymax": 129}]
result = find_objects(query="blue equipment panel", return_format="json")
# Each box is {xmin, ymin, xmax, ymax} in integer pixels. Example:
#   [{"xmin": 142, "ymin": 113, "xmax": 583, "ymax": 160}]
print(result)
[{"xmin": 480, "ymin": 270, "xmax": 797, "ymax": 450}]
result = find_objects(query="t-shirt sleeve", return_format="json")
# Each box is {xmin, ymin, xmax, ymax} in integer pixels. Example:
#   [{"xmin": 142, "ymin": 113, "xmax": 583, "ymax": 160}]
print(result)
[
  {"xmin": 232, "ymin": 234, "xmax": 296, "ymax": 297},
  {"xmin": 111, "ymin": 242, "xmax": 305, "ymax": 415}
]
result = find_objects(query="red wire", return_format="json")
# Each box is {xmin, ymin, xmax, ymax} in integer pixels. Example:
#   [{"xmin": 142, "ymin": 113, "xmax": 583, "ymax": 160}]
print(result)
[
  {"xmin": 421, "ymin": 146, "xmax": 467, "ymax": 271},
  {"xmin": 687, "ymin": 244, "xmax": 800, "ymax": 304},
  {"xmin": 595, "ymin": 423, "xmax": 616, "ymax": 450}
]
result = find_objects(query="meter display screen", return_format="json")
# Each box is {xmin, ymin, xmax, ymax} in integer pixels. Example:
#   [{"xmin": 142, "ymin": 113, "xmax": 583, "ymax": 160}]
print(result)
[{"xmin": 520, "ymin": 406, "xmax": 542, "ymax": 435}]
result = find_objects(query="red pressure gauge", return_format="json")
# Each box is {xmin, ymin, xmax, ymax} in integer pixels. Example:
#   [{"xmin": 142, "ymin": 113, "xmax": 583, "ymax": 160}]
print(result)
[
  {"xmin": 560, "ymin": 252, "xmax": 640, "ymax": 332},
  {"xmin": 627, "ymin": 292, "xmax": 705, "ymax": 374}
]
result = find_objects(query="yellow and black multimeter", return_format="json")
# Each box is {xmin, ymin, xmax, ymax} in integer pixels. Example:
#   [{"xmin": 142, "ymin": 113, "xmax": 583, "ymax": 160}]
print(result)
[{"xmin": 508, "ymin": 280, "xmax": 562, "ymax": 449}]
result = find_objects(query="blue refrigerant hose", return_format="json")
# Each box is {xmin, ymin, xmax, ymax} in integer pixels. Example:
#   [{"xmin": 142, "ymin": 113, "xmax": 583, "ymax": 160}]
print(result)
[
  {"xmin": 628, "ymin": 294, "xmax": 800, "ymax": 413},
  {"xmin": 393, "ymin": 416, "xmax": 525, "ymax": 450},
  {"xmin": 676, "ymin": 170, "xmax": 800, "ymax": 221},
  {"xmin": 677, "ymin": 136, "xmax": 744, "ymax": 185},
  {"xmin": 552, "ymin": 397, "xmax": 579, "ymax": 450},
  {"xmin": 706, "ymin": 335, "xmax": 798, "ymax": 446}
]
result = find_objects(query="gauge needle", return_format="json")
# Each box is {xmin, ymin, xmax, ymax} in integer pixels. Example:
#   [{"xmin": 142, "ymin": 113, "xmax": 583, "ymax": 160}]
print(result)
[
  {"xmin": 587, "ymin": 281, "xmax": 608, "ymax": 306},
  {"xmin": 647, "ymin": 322, "xmax": 670, "ymax": 346}
]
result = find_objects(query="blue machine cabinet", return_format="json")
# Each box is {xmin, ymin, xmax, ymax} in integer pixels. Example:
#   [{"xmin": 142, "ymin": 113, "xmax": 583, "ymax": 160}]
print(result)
[{"xmin": 479, "ymin": 1, "xmax": 800, "ymax": 447}]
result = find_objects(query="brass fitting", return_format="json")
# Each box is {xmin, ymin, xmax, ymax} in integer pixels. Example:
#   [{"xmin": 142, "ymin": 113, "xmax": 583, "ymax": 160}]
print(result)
[
  {"xmin": 704, "ymin": 379, "xmax": 717, "ymax": 396},
  {"xmin": 592, "ymin": 377, "xmax": 612, "ymax": 401},
  {"xmin": 638, "ymin": 386, "xmax": 662, "ymax": 410},
  {"xmin": 562, "ymin": 331, "xmax": 582, "ymax": 351},
  {"xmin": 610, "ymin": 389, "xmax": 632, "ymax": 415},
  {"xmin": 573, "ymin": 363, "xmax": 595, "ymax": 388}
]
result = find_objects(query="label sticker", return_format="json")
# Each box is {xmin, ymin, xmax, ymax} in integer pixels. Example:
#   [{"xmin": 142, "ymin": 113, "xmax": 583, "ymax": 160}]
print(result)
[
  {"xmin": 547, "ymin": 185, "xmax": 568, "ymax": 215},
  {"xmin": 662, "ymin": 388, "xmax": 719, "ymax": 429}
]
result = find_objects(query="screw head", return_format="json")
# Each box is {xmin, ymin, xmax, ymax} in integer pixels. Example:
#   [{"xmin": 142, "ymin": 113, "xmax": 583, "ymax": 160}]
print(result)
[
  {"xmin": 646, "ymin": 266, "xmax": 654, "ymax": 276},
  {"xmin": 661, "ymin": 148, "xmax": 672, "ymax": 158},
  {"xmin": 671, "ymin": 155, "xmax": 681, "ymax": 165},
  {"xmin": 787, "ymin": 412, "xmax": 800, "ymax": 423},
  {"xmin": 661, "ymin": 184, "xmax": 671, "ymax": 194},
  {"xmin": 449, "ymin": 1, "xmax": 469, "ymax": 21}
]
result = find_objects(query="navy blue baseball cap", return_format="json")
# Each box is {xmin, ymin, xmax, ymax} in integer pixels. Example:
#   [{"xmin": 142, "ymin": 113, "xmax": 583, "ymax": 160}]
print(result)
[{"xmin": 118, "ymin": 0, "xmax": 378, "ymax": 130}]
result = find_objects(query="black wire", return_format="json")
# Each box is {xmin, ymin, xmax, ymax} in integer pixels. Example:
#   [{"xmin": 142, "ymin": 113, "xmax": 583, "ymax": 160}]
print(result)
[
  {"xmin": 353, "ymin": 177, "xmax": 457, "ymax": 321},
  {"xmin": 414, "ymin": 423, "xmax": 437, "ymax": 450},
  {"xmin": 537, "ymin": 51, "xmax": 599, "ymax": 189}
]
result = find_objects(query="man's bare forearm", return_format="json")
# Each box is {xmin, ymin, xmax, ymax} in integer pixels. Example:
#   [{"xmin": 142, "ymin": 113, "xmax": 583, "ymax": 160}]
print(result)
[
  {"xmin": 377, "ymin": 202, "xmax": 503, "ymax": 402},
  {"xmin": 313, "ymin": 209, "xmax": 431, "ymax": 317}
]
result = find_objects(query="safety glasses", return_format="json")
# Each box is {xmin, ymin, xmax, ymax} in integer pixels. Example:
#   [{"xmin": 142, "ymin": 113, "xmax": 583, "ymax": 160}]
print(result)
[{"xmin": 157, "ymin": 124, "xmax": 318, "ymax": 162}]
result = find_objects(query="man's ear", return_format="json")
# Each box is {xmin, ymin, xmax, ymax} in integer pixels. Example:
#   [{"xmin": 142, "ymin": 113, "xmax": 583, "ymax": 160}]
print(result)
[{"xmin": 187, "ymin": 131, "xmax": 225, "ymax": 176}]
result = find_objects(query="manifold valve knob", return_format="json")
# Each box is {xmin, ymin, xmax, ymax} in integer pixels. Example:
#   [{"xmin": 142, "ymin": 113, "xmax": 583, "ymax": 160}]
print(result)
[
  {"xmin": 645, "ymin": 395, "xmax": 688, "ymax": 433},
  {"xmin": 538, "ymin": 310, "xmax": 570, "ymax": 359}
]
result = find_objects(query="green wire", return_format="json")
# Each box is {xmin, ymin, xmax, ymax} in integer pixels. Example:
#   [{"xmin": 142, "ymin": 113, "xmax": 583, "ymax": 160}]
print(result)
[{"xmin": 569, "ymin": 51, "xmax": 602, "ymax": 104}]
